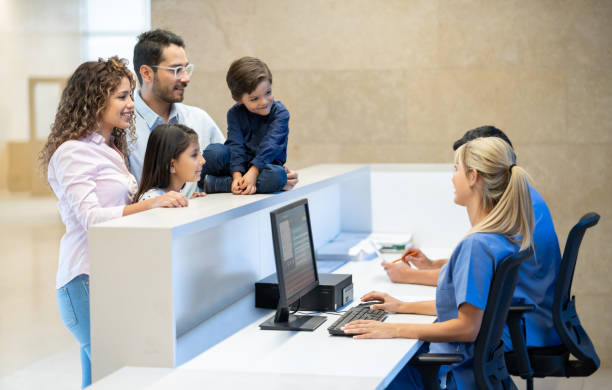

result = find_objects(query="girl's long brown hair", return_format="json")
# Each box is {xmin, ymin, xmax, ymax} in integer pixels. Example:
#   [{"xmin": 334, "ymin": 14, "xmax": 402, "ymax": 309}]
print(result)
[
  {"xmin": 39, "ymin": 56, "xmax": 136, "ymax": 178},
  {"xmin": 133, "ymin": 124, "xmax": 199, "ymax": 202}
]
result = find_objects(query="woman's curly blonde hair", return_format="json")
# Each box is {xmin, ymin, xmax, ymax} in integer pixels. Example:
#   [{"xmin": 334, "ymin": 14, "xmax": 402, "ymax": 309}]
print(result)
[{"xmin": 39, "ymin": 56, "xmax": 137, "ymax": 177}]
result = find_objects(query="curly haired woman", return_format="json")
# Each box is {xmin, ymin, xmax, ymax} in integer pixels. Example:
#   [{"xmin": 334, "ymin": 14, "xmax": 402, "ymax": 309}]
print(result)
[{"xmin": 39, "ymin": 57, "xmax": 187, "ymax": 388}]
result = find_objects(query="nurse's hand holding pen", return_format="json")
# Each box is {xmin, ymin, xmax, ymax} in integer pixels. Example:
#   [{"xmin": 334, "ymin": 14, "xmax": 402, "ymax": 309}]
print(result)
[{"xmin": 400, "ymin": 247, "xmax": 434, "ymax": 269}]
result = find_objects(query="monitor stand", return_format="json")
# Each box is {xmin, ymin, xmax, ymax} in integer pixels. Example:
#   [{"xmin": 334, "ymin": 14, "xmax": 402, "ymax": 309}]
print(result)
[{"xmin": 259, "ymin": 307, "xmax": 327, "ymax": 331}]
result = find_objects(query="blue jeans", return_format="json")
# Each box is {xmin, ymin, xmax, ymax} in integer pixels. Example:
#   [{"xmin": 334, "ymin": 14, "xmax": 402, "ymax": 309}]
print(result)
[
  {"xmin": 57, "ymin": 274, "xmax": 91, "ymax": 388},
  {"xmin": 199, "ymin": 143, "xmax": 287, "ymax": 194}
]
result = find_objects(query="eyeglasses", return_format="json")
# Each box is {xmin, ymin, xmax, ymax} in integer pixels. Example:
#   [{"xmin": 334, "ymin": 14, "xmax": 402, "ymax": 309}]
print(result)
[{"xmin": 151, "ymin": 64, "xmax": 194, "ymax": 79}]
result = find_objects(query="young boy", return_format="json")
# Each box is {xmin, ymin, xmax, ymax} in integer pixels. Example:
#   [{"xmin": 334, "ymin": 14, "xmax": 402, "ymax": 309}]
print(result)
[{"xmin": 199, "ymin": 57, "xmax": 296, "ymax": 194}]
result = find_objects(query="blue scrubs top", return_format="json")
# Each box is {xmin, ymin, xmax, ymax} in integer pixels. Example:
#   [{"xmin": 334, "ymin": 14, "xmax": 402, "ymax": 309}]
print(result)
[
  {"xmin": 516, "ymin": 186, "xmax": 562, "ymax": 347},
  {"xmin": 426, "ymin": 186, "xmax": 562, "ymax": 389},
  {"xmin": 429, "ymin": 233, "xmax": 518, "ymax": 390}
]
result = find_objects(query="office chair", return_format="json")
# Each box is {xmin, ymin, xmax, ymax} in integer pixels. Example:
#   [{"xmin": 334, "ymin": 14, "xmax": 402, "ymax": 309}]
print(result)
[
  {"xmin": 410, "ymin": 247, "xmax": 534, "ymax": 390},
  {"xmin": 505, "ymin": 212, "xmax": 601, "ymax": 390}
]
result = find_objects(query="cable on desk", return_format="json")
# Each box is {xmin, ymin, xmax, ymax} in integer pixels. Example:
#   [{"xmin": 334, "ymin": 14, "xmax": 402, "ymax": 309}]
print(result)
[{"xmin": 290, "ymin": 298, "xmax": 300, "ymax": 314}]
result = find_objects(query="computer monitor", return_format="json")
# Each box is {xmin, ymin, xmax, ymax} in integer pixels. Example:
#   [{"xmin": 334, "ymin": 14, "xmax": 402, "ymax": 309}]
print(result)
[{"xmin": 259, "ymin": 199, "xmax": 327, "ymax": 331}]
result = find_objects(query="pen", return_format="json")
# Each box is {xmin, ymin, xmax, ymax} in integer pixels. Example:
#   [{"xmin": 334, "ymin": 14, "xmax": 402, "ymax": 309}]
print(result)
[{"xmin": 391, "ymin": 251, "xmax": 418, "ymax": 263}]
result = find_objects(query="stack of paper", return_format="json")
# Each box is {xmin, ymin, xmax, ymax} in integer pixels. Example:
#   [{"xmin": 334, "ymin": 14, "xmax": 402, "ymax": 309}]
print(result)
[
  {"xmin": 369, "ymin": 232, "xmax": 413, "ymax": 253},
  {"xmin": 316, "ymin": 231, "xmax": 413, "ymax": 261},
  {"xmin": 315, "ymin": 232, "xmax": 376, "ymax": 261}
]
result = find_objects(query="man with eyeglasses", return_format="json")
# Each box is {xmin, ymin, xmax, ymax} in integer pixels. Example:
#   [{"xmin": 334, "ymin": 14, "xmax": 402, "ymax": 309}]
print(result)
[{"xmin": 128, "ymin": 29, "xmax": 225, "ymax": 197}]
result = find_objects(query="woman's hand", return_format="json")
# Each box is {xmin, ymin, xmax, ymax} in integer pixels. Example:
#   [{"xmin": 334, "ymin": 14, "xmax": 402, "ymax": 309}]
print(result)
[
  {"xmin": 402, "ymin": 247, "xmax": 433, "ymax": 269},
  {"xmin": 341, "ymin": 320, "xmax": 401, "ymax": 339},
  {"xmin": 360, "ymin": 291, "xmax": 405, "ymax": 313},
  {"xmin": 152, "ymin": 191, "xmax": 188, "ymax": 208},
  {"xmin": 381, "ymin": 261, "xmax": 419, "ymax": 283}
]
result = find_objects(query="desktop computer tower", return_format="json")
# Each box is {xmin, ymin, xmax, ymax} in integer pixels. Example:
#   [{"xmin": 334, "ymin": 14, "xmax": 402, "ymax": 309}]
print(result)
[{"xmin": 255, "ymin": 273, "xmax": 353, "ymax": 312}]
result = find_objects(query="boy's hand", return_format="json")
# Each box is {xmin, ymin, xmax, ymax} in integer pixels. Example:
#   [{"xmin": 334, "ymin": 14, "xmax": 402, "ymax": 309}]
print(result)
[
  {"xmin": 231, "ymin": 172, "xmax": 244, "ymax": 194},
  {"xmin": 241, "ymin": 166, "xmax": 259, "ymax": 195},
  {"xmin": 241, "ymin": 183, "xmax": 256, "ymax": 194},
  {"xmin": 283, "ymin": 167, "xmax": 298, "ymax": 191}
]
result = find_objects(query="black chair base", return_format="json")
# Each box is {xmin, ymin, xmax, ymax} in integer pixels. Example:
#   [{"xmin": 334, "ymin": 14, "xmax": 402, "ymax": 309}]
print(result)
[{"xmin": 505, "ymin": 212, "xmax": 601, "ymax": 389}]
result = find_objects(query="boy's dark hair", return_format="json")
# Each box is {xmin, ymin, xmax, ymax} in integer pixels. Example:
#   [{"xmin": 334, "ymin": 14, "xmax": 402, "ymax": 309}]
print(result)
[
  {"xmin": 133, "ymin": 29, "xmax": 185, "ymax": 85},
  {"xmin": 226, "ymin": 57, "xmax": 272, "ymax": 101},
  {"xmin": 453, "ymin": 125, "xmax": 513, "ymax": 151},
  {"xmin": 134, "ymin": 123, "xmax": 198, "ymax": 202}
]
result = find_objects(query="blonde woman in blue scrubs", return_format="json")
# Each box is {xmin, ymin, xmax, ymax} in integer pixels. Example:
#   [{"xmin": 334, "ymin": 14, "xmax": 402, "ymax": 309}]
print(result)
[{"xmin": 342, "ymin": 137, "xmax": 535, "ymax": 390}]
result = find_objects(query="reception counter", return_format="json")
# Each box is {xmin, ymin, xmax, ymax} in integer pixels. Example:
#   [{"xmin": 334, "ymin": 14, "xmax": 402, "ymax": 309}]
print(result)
[{"xmin": 88, "ymin": 164, "xmax": 468, "ymax": 381}]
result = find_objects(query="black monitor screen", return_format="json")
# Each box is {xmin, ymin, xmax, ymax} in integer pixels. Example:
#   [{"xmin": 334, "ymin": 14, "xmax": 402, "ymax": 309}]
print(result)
[{"xmin": 271, "ymin": 199, "xmax": 318, "ymax": 306}]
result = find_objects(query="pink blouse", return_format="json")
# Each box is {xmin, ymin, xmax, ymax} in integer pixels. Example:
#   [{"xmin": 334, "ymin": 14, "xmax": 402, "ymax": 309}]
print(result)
[{"xmin": 48, "ymin": 132, "xmax": 137, "ymax": 288}]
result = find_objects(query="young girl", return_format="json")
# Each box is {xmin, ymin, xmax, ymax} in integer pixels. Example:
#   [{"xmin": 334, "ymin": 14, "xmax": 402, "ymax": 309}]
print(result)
[
  {"xmin": 342, "ymin": 137, "xmax": 535, "ymax": 390},
  {"xmin": 40, "ymin": 57, "xmax": 187, "ymax": 388},
  {"xmin": 135, "ymin": 123, "xmax": 206, "ymax": 202}
]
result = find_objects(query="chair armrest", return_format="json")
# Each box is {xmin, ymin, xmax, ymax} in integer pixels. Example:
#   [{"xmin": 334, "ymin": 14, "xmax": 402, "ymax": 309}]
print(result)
[
  {"xmin": 506, "ymin": 304, "xmax": 534, "ymax": 378},
  {"xmin": 411, "ymin": 353, "xmax": 464, "ymax": 366},
  {"xmin": 410, "ymin": 353, "xmax": 464, "ymax": 390},
  {"xmin": 508, "ymin": 304, "xmax": 535, "ymax": 315}
]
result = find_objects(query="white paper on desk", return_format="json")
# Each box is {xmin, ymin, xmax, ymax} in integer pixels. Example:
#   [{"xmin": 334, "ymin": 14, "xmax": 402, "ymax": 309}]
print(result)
[
  {"xmin": 316, "ymin": 232, "xmax": 378, "ymax": 261},
  {"xmin": 368, "ymin": 232, "xmax": 413, "ymax": 246}
]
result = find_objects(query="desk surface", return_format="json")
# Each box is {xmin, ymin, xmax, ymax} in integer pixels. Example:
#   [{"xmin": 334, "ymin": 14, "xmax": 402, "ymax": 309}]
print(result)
[{"xmin": 174, "ymin": 249, "xmax": 448, "ymax": 389}]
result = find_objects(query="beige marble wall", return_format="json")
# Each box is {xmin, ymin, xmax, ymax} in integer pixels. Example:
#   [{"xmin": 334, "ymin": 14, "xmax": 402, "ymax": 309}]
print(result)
[{"xmin": 153, "ymin": 0, "xmax": 612, "ymax": 365}]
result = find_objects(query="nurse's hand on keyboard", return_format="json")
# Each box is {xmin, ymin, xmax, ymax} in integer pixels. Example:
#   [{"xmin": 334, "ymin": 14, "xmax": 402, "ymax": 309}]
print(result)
[
  {"xmin": 360, "ymin": 291, "xmax": 402, "ymax": 312},
  {"xmin": 341, "ymin": 319, "xmax": 400, "ymax": 339}
]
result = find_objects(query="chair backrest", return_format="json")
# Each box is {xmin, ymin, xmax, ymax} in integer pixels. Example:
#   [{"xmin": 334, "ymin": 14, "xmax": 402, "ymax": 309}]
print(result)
[
  {"xmin": 474, "ymin": 247, "xmax": 534, "ymax": 390},
  {"xmin": 552, "ymin": 212, "xmax": 600, "ymax": 374}
]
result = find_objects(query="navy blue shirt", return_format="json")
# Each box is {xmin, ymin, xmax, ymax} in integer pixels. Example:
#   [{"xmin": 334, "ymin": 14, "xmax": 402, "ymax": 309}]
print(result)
[{"xmin": 225, "ymin": 100, "xmax": 289, "ymax": 174}]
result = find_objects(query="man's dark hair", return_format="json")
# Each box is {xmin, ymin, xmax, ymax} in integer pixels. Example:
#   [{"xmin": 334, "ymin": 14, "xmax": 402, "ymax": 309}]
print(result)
[
  {"xmin": 452, "ymin": 125, "xmax": 513, "ymax": 151},
  {"xmin": 133, "ymin": 29, "xmax": 185, "ymax": 85}
]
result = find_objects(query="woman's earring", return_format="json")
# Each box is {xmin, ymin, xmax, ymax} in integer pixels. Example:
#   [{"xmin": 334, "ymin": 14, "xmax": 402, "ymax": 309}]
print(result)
[{"xmin": 170, "ymin": 167, "xmax": 176, "ymax": 173}]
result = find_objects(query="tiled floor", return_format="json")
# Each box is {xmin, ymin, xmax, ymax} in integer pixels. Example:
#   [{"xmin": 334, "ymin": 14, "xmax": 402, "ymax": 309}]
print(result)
[
  {"xmin": 0, "ymin": 195, "xmax": 609, "ymax": 389},
  {"xmin": 0, "ymin": 195, "xmax": 81, "ymax": 389}
]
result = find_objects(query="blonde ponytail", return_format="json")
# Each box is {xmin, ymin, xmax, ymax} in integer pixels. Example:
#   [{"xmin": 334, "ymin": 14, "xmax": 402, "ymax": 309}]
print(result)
[{"xmin": 455, "ymin": 137, "xmax": 534, "ymax": 250}]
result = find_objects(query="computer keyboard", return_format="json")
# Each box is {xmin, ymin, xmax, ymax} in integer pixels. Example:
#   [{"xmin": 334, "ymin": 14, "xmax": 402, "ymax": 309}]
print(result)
[{"xmin": 327, "ymin": 305, "xmax": 387, "ymax": 335}]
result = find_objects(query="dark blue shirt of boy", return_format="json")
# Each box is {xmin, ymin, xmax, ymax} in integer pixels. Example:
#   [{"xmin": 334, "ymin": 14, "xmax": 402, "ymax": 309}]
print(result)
[{"xmin": 225, "ymin": 100, "xmax": 289, "ymax": 174}]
